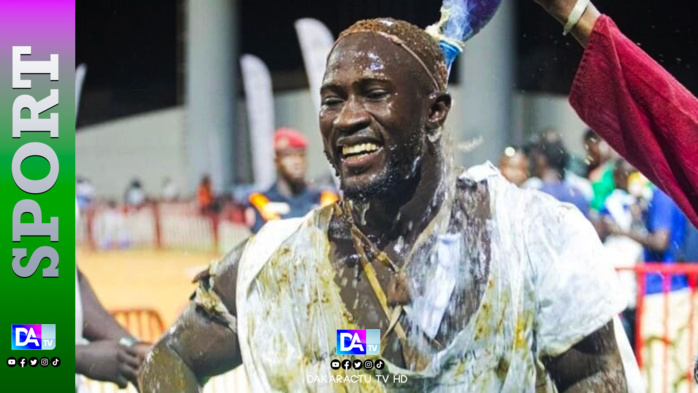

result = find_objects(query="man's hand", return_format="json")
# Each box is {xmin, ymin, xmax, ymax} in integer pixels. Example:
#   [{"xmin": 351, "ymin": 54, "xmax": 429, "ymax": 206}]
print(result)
[
  {"xmin": 132, "ymin": 342, "xmax": 152, "ymax": 363},
  {"xmin": 530, "ymin": 0, "xmax": 601, "ymax": 47},
  {"xmin": 603, "ymin": 217, "xmax": 625, "ymax": 237},
  {"xmin": 544, "ymin": 321, "xmax": 627, "ymax": 392},
  {"xmin": 76, "ymin": 340, "xmax": 141, "ymax": 389}
]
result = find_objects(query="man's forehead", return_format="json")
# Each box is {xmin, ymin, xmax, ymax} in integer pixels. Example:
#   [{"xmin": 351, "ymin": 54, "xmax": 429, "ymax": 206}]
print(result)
[{"xmin": 325, "ymin": 34, "xmax": 418, "ymax": 80}]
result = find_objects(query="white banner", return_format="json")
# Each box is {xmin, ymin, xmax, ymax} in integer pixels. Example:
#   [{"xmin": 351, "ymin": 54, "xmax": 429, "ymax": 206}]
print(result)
[
  {"xmin": 295, "ymin": 18, "xmax": 341, "ymax": 190},
  {"xmin": 240, "ymin": 54, "xmax": 275, "ymax": 189},
  {"xmin": 75, "ymin": 63, "xmax": 87, "ymax": 121},
  {"xmin": 294, "ymin": 18, "xmax": 335, "ymax": 113}
]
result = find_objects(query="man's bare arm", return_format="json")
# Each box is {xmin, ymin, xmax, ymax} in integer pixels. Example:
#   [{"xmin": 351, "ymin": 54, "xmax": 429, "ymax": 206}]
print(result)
[
  {"xmin": 139, "ymin": 240, "xmax": 247, "ymax": 392},
  {"xmin": 533, "ymin": 0, "xmax": 600, "ymax": 47},
  {"xmin": 544, "ymin": 321, "xmax": 627, "ymax": 393}
]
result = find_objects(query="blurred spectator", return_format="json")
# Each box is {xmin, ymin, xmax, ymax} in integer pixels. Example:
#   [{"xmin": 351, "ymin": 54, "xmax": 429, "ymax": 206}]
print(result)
[
  {"xmin": 498, "ymin": 147, "xmax": 528, "ymax": 187},
  {"xmin": 246, "ymin": 128, "xmax": 338, "ymax": 233},
  {"xmin": 124, "ymin": 179, "xmax": 146, "ymax": 209},
  {"xmin": 609, "ymin": 186, "xmax": 689, "ymax": 294},
  {"xmin": 524, "ymin": 135, "xmax": 590, "ymax": 217},
  {"xmin": 599, "ymin": 159, "xmax": 645, "ymax": 349},
  {"xmin": 584, "ymin": 129, "xmax": 616, "ymax": 212},
  {"xmin": 96, "ymin": 200, "xmax": 129, "ymax": 249},
  {"xmin": 161, "ymin": 177, "xmax": 179, "ymax": 201},
  {"xmin": 76, "ymin": 177, "xmax": 95, "ymax": 211},
  {"xmin": 197, "ymin": 175, "xmax": 215, "ymax": 214},
  {"xmin": 682, "ymin": 223, "xmax": 698, "ymax": 262}
]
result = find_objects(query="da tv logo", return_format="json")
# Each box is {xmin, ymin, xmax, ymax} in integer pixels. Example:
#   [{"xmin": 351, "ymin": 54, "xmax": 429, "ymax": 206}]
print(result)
[
  {"xmin": 336, "ymin": 329, "xmax": 380, "ymax": 355},
  {"xmin": 11, "ymin": 324, "xmax": 56, "ymax": 350}
]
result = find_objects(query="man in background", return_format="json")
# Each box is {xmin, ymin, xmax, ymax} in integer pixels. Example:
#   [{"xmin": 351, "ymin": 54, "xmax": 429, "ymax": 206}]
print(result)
[
  {"xmin": 584, "ymin": 129, "xmax": 616, "ymax": 213},
  {"xmin": 526, "ymin": 136, "xmax": 590, "ymax": 217},
  {"xmin": 610, "ymin": 186, "xmax": 688, "ymax": 294},
  {"xmin": 497, "ymin": 147, "xmax": 528, "ymax": 187},
  {"xmin": 599, "ymin": 158, "xmax": 645, "ymax": 351},
  {"xmin": 196, "ymin": 175, "xmax": 215, "ymax": 214},
  {"xmin": 245, "ymin": 127, "xmax": 337, "ymax": 233}
]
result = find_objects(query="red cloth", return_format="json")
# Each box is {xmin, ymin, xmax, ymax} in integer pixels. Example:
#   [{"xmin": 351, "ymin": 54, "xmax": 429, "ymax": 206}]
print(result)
[
  {"xmin": 570, "ymin": 15, "xmax": 698, "ymax": 227},
  {"xmin": 274, "ymin": 127, "xmax": 307, "ymax": 151}
]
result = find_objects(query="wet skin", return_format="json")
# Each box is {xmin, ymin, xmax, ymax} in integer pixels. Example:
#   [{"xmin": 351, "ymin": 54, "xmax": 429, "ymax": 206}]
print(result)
[{"xmin": 140, "ymin": 28, "xmax": 627, "ymax": 393}]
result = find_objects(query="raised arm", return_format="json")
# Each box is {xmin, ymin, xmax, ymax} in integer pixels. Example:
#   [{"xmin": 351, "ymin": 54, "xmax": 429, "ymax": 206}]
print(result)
[
  {"xmin": 139, "ymin": 240, "xmax": 247, "ymax": 392},
  {"xmin": 534, "ymin": 0, "xmax": 698, "ymax": 227}
]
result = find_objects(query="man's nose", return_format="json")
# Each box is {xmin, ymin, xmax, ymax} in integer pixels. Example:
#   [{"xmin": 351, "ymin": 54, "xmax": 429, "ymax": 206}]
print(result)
[{"xmin": 334, "ymin": 97, "xmax": 370, "ymax": 133}]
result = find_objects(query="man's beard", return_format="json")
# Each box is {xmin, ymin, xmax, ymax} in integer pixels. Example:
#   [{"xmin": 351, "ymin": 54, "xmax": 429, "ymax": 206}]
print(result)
[{"xmin": 339, "ymin": 137, "xmax": 423, "ymax": 202}]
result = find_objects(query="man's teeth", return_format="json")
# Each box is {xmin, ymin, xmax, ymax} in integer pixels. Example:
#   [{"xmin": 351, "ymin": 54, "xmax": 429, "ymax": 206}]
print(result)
[{"xmin": 342, "ymin": 143, "xmax": 379, "ymax": 156}]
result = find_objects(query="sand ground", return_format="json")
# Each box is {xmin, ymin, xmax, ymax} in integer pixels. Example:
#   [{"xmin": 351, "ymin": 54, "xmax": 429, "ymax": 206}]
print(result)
[{"xmin": 78, "ymin": 248, "xmax": 250, "ymax": 393}]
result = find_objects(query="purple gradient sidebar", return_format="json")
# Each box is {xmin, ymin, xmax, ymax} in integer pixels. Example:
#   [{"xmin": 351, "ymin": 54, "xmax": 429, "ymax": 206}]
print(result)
[{"xmin": 0, "ymin": 1, "xmax": 75, "ymax": 390}]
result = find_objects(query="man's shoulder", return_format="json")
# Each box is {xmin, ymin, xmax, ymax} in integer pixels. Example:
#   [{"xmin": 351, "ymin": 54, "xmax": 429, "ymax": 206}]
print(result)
[
  {"xmin": 457, "ymin": 162, "xmax": 563, "ymax": 212},
  {"xmin": 241, "ymin": 214, "xmax": 313, "ymax": 260}
]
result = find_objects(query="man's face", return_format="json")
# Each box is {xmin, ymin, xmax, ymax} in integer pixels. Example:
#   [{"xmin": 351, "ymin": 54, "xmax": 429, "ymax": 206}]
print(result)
[
  {"xmin": 584, "ymin": 137, "xmax": 601, "ymax": 167},
  {"xmin": 499, "ymin": 152, "xmax": 529, "ymax": 187},
  {"xmin": 613, "ymin": 160, "xmax": 632, "ymax": 191},
  {"xmin": 319, "ymin": 33, "xmax": 433, "ymax": 200},
  {"xmin": 276, "ymin": 149, "xmax": 307, "ymax": 185}
]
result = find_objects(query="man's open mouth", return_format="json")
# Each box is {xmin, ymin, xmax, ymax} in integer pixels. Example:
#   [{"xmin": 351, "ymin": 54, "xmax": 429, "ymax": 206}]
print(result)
[
  {"xmin": 341, "ymin": 142, "xmax": 380, "ymax": 158},
  {"xmin": 339, "ymin": 141, "xmax": 384, "ymax": 170}
]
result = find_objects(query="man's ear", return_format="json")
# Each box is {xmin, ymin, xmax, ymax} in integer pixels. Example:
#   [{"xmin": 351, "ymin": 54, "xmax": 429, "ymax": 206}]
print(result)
[{"xmin": 426, "ymin": 92, "xmax": 452, "ymax": 130}]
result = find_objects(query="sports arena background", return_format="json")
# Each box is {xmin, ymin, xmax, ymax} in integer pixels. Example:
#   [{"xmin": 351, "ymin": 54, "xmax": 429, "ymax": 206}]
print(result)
[{"xmin": 76, "ymin": 1, "xmax": 698, "ymax": 392}]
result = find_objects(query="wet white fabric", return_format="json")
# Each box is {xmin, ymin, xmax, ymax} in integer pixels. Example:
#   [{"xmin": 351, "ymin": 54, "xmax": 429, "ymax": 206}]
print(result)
[{"xmin": 235, "ymin": 163, "xmax": 638, "ymax": 392}]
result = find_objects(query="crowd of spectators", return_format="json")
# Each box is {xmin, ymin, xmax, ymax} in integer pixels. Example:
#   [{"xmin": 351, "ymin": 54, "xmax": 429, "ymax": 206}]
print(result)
[{"xmin": 498, "ymin": 127, "xmax": 698, "ymax": 350}]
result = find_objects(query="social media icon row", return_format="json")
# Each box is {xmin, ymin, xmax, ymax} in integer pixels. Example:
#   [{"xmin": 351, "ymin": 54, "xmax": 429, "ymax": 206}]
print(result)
[
  {"xmin": 7, "ymin": 357, "xmax": 60, "ymax": 368},
  {"xmin": 330, "ymin": 359, "xmax": 384, "ymax": 370}
]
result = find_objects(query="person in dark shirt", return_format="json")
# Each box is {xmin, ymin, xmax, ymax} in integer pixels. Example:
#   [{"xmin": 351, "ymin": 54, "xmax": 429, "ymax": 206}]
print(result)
[
  {"xmin": 246, "ymin": 128, "xmax": 337, "ymax": 233},
  {"xmin": 526, "ymin": 136, "xmax": 590, "ymax": 217}
]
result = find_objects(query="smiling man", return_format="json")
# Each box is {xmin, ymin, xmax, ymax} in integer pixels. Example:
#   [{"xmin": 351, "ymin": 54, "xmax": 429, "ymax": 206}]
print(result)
[{"xmin": 140, "ymin": 12, "xmax": 639, "ymax": 393}]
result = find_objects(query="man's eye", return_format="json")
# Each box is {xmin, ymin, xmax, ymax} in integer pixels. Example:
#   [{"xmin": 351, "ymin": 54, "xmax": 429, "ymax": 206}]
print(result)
[
  {"xmin": 322, "ymin": 97, "xmax": 343, "ymax": 107},
  {"xmin": 366, "ymin": 90, "xmax": 389, "ymax": 100}
]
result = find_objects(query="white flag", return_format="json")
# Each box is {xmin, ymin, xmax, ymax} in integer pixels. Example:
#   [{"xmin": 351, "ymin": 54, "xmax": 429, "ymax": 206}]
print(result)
[
  {"xmin": 295, "ymin": 18, "xmax": 335, "ymax": 113},
  {"xmin": 295, "ymin": 18, "xmax": 341, "ymax": 190},
  {"xmin": 240, "ymin": 54, "xmax": 275, "ymax": 189},
  {"xmin": 75, "ymin": 63, "xmax": 87, "ymax": 121}
]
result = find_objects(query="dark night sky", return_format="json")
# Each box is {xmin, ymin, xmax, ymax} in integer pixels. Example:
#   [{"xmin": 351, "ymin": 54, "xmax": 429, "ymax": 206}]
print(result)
[{"xmin": 77, "ymin": 0, "xmax": 698, "ymax": 127}]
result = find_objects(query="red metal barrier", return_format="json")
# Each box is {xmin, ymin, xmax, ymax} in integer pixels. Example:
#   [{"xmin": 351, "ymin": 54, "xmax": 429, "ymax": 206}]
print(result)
[
  {"xmin": 616, "ymin": 263, "xmax": 698, "ymax": 393},
  {"xmin": 78, "ymin": 200, "xmax": 249, "ymax": 253},
  {"xmin": 110, "ymin": 308, "xmax": 165, "ymax": 344}
]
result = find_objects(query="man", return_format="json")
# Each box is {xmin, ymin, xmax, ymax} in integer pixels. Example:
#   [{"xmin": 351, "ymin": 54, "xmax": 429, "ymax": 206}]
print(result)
[
  {"xmin": 609, "ymin": 186, "xmax": 688, "ymax": 295},
  {"xmin": 141, "ymin": 11, "xmax": 638, "ymax": 393},
  {"xmin": 599, "ymin": 159, "xmax": 644, "ymax": 352},
  {"xmin": 124, "ymin": 179, "xmax": 146, "ymax": 210},
  {"xmin": 526, "ymin": 137, "xmax": 590, "ymax": 217},
  {"xmin": 556, "ymin": 0, "xmax": 698, "ymax": 227},
  {"xmin": 196, "ymin": 175, "xmax": 215, "ymax": 214},
  {"xmin": 76, "ymin": 201, "xmax": 150, "ymax": 391},
  {"xmin": 76, "ymin": 268, "xmax": 151, "ymax": 391},
  {"xmin": 497, "ymin": 147, "xmax": 528, "ymax": 187},
  {"xmin": 606, "ymin": 182, "xmax": 690, "ymax": 391},
  {"xmin": 584, "ymin": 129, "xmax": 615, "ymax": 213},
  {"xmin": 246, "ymin": 127, "xmax": 338, "ymax": 233}
]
